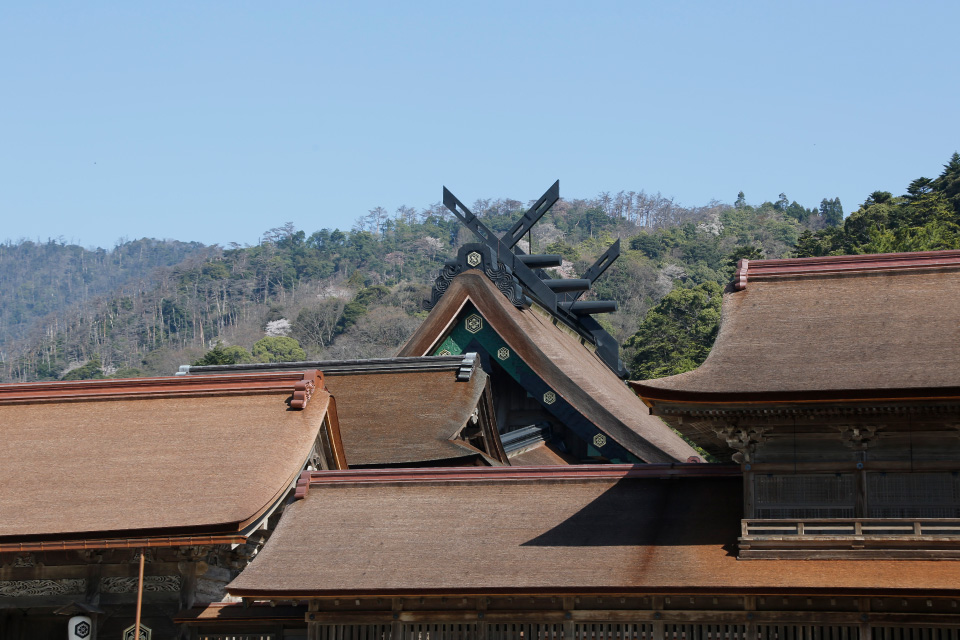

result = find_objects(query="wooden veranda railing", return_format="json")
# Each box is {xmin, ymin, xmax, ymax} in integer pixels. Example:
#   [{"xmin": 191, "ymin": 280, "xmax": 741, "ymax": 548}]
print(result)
[{"xmin": 739, "ymin": 518, "xmax": 960, "ymax": 559}]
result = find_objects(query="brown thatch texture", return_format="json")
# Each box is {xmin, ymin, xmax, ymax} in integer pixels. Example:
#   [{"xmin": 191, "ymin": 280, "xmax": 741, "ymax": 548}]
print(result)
[
  {"xmin": 634, "ymin": 267, "xmax": 960, "ymax": 400},
  {"xmin": 0, "ymin": 390, "xmax": 328, "ymax": 540},
  {"xmin": 228, "ymin": 474, "xmax": 960, "ymax": 596},
  {"xmin": 398, "ymin": 273, "xmax": 696, "ymax": 463},
  {"xmin": 325, "ymin": 369, "xmax": 486, "ymax": 466}
]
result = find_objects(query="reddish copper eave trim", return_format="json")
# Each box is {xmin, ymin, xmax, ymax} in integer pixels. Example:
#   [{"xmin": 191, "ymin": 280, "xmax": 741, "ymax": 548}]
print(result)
[
  {"xmin": 0, "ymin": 534, "xmax": 246, "ymax": 553},
  {"xmin": 0, "ymin": 370, "xmax": 325, "ymax": 408},
  {"xmin": 630, "ymin": 382, "xmax": 960, "ymax": 408},
  {"xmin": 293, "ymin": 463, "xmax": 740, "ymax": 498},
  {"xmin": 733, "ymin": 249, "xmax": 960, "ymax": 289},
  {"xmin": 227, "ymin": 585, "xmax": 960, "ymax": 599}
]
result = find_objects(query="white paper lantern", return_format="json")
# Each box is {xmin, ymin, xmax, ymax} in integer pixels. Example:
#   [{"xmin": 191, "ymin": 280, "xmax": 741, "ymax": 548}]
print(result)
[{"xmin": 68, "ymin": 616, "xmax": 92, "ymax": 640}]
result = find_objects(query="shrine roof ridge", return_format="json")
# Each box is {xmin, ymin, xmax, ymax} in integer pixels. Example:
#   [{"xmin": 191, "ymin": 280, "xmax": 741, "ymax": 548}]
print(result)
[
  {"xmin": 0, "ymin": 369, "xmax": 323, "ymax": 407},
  {"xmin": 178, "ymin": 354, "xmax": 477, "ymax": 380},
  {"xmin": 734, "ymin": 249, "xmax": 960, "ymax": 289},
  {"xmin": 293, "ymin": 463, "xmax": 740, "ymax": 498}
]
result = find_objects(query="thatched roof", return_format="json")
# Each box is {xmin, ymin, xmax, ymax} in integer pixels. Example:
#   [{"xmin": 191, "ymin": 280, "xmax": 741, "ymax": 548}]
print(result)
[
  {"xmin": 178, "ymin": 355, "xmax": 505, "ymax": 467},
  {"xmin": 0, "ymin": 371, "xmax": 334, "ymax": 549},
  {"xmin": 399, "ymin": 272, "xmax": 697, "ymax": 463},
  {"xmin": 228, "ymin": 465, "xmax": 960, "ymax": 597},
  {"xmin": 325, "ymin": 366, "xmax": 499, "ymax": 466},
  {"xmin": 632, "ymin": 251, "xmax": 960, "ymax": 404}
]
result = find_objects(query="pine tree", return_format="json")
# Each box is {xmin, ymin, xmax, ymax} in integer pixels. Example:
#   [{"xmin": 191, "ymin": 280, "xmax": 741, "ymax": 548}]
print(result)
[{"xmin": 933, "ymin": 152, "xmax": 960, "ymax": 213}]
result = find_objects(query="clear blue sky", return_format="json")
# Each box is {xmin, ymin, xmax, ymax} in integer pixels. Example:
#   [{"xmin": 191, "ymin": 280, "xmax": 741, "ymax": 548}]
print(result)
[{"xmin": 2, "ymin": 1, "xmax": 957, "ymax": 249}]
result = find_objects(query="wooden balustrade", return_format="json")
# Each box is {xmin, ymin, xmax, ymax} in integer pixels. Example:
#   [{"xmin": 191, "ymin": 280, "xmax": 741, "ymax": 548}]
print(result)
[{"xmin": 739, "ymin": 518, "xmax": 960, "ymax": 559}]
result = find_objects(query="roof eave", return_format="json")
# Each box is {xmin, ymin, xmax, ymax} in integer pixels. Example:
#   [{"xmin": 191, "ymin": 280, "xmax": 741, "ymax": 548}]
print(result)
[{"xmin": 632, "ymin": 383, "xmax": 960, "ymax": 410}]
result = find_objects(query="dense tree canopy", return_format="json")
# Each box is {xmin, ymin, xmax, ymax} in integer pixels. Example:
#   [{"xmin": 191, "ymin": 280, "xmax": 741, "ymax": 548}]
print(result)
[
  {"xmin": 795, "ymin": 153, "xmax": 960, "ymax": 257},
  {"xmin": 251, "ymin": 336, "xmax": 307, "ymax": 363},
  {"xmin": 2, "ymin": 154, "xmax": 955, "ymax": 383},
  {"xmin": 192, "ymin": 341, "xmax": 254, "ymax": 366},
  {"xmin": 624, "ymin": 281, "xmax": 723, "ymax": 380}
]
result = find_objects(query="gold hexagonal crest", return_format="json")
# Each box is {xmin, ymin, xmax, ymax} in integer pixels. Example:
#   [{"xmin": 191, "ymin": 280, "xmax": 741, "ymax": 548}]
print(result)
[
  {"xmin": 124, "ymin": 624, "xmax": 152, "ymax": 640},
  {"xmin": 438, "ymin": 349, "xmax": 452, "ymax": 356},
  {"xmin": 466, "ymin": 251, "xmax": 482, "ymax": 267},
  {"xmin": 465, "ymin": 314, "xmax": 483, "ymax": 334},
  {"xmin": 543, "ymin": 391, "xmax": 556, "ymax": 405},
  {"xmin": 593, "ymin": 433, "xmax": 607, "ymax": 448},
  {"xmin": 497, "ymin": 347, "xmax": 510, "ymax": 360}
]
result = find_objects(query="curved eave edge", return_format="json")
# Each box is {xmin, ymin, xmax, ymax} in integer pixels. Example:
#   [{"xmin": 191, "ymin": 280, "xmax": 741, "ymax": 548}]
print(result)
[
  {"xmin": 226, "ymin": 585, "xmax": 960, "ymax": 599},
  {"xmin": 0, "ymin": 408, "xmax": 328, "ymax": 552},
  {"xmin": 631, "ymin": 382, "xmax": 960, "ymax": 410},
  {"xmin": 0, "ymin": 465, "xmax": 299, "ymax": 553}
]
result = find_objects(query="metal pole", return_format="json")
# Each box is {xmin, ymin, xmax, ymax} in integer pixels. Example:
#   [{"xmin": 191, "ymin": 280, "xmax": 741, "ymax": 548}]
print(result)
[{"xmin": 134, "ymin": 548, "xmax": 145, "ymax": 638}]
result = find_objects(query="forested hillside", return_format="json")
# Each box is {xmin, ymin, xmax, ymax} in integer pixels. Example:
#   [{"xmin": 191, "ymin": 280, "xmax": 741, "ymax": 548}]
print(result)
[
  {"xmin": 1, "ymin": 152, "xmax": 956, "ymax": 384},
  {"xmin": 0, "ymin": 238, "xmax": 210, "ymax": 348},
  {"xmin": 628, "ymin": 153, "xmax": 960, "ymax": 379}
]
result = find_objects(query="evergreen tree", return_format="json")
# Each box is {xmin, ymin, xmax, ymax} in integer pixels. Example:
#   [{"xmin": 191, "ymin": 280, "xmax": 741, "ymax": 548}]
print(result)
[
  {"xmin": 625, "ymin": 281, "xmax": 723, "ymax": 380},
  {"xmin": 252, "ymin": 337, "xmax": 307, "ymax": 363},
  {"xmin": 820, "ymin": 198, "xmax": 844, "ymax": 227},
  {"xmin": 906, "ymin": 177, "xmax": 934, "ymax": 200},
  {"xmin": 193, "ymin": 341, "xmax": 254, "ymax": 366},
  {"xmin": 932, "ymin": 152, "xmax": 960, "ymax": 212},
  {"xmin": 61, "ymin": 359, "xmax": 105, "ymax": 380}
]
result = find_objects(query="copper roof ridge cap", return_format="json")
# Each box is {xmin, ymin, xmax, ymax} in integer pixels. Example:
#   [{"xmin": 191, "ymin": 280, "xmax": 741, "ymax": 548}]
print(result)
[
  {"xmin": 0, "ymin": 370, "xmax": 315, "ymax": 392},
  {"xmin": 182, "ymin": 355, "xmax": 470, "ymax": 376},
  {"xmin": 0, "ymin": 387, "xmax": 301, "ymax": 407},
  {"xmin": 748, "ymin": 251, "xmax": 960, "ymax": 275},
  {"xmin": 0, "ymin": 370, "xmax": 325, "ymax": 406},
  {"xmin": 730, "ymin": 251, "xmax": 960, "ymax": 290},
  {"xmin": 301, "ymin": 463, "xmax": 740, "ymax": 488},
  {"xmin": 750, "ymin": 249, "xmax": 960, "ymax": 266}
]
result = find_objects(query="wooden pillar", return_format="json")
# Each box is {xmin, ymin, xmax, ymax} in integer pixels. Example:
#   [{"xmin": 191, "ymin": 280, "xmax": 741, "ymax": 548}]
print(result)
[
  {"xmin": 2, "ymin": 610, "xmax": 25, "ymax": 640},
  {"xmin": 86, "ymin": 562, "xmax": 102, "ymax": 640},
  {"xmin": 391, "ymin": 597, "xmax": 404, "ymax": 640},
  {"xmin": 562, "ymin": 597, "xmax": 576, "ymax": 640},
  {"xmin": 477, "ymin": 596, "xmax": 488, "ymax": 640},
  {"xmin": 177, "ymin": 560, "xmax": 199, "ymax": 640},
  {"xmin": 307, "ymin": 600, "xmax": 320, "ymax": 640},
  {"xmin": 179, "ymin": 561, "xmax": 198, "ymax": 611},
  {"xmin": 744, "ymin": 596, "xmax": 757, "ymax": 640},
  {"xmin": 856, "ymin": 465, "xmax": 868, "ymax": 519},
  {"xmin": 859, "ymin": 597, "xmax": 872, "ymax": 640},
  {"xmin": 743, "ymin": 468, "xmax": 755, "ymax": 519},
  {"xmin": 651, "ymin": 596, "xmax": 664, "ymax": 640}
]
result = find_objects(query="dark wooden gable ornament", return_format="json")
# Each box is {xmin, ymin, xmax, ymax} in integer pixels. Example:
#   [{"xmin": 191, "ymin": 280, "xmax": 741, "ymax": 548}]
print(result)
[{"xmin": 426, "ymin": 182, "xmax": 627, "ymax": 377}]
